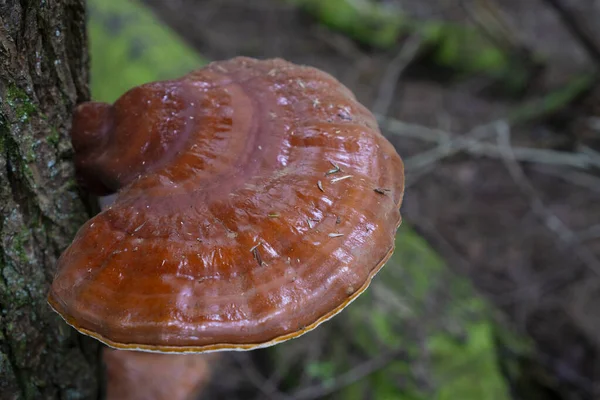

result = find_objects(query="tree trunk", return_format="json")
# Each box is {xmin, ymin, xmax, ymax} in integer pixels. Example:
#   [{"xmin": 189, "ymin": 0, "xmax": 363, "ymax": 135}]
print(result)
[{"xmin": 0, "ymin": 1, "xmax": 100, "ymax": 399}]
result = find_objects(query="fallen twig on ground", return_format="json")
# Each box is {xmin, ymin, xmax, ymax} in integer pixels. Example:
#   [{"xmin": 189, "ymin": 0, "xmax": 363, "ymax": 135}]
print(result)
[
  {"xmin": 372, "ymin": 35, "xmax": 423, "ymax": 117},
  {"xmin": 495, "ymin": 121, "xmax": 600, "ymax": 277},
  {"xmin": 379, "ymin": 116, "xmax": 600, "ymax": 171}
]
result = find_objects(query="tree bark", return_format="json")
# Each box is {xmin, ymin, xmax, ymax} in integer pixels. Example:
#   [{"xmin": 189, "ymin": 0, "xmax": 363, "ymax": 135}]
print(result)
[{"xmin": 0, "ymin": 1, "xmax": 100, "ymax": 399}]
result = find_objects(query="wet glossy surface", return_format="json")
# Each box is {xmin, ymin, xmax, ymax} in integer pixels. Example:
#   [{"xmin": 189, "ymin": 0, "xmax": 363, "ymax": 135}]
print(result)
[{"xmin": 48, "ymin": 57, "xmax": 405, "ymax": 352}]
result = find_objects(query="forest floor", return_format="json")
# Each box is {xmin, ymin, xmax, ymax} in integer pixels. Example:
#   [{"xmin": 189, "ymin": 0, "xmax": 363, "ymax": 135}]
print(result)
[{"xmin": 90, "ymin": 0, "xmax": 600, "ymax": 398}]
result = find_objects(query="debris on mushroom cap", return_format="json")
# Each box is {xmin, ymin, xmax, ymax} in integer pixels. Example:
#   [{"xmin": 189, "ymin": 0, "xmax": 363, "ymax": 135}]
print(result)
[{"xmin": 48, "ymin": 57, "xmax": 405, "ymax": 353}]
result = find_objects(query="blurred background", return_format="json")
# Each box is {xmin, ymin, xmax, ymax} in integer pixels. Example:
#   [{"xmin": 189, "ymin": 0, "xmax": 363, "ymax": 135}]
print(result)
[{"xmin": 87, "ymin": 0, "xmax": 600, "ymax": 399}]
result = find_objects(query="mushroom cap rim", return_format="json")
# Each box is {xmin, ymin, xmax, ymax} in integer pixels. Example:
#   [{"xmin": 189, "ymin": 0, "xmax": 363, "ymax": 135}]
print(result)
[{"xmin": 47, "ymin": 234, "xmax": 398, "ymax": 354}]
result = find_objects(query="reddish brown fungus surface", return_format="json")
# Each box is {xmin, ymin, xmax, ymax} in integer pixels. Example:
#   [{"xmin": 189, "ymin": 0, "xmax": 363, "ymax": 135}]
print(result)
[
  {"xmin": 104, "ymin": 349, "xmax": 213, "ymax": 400},
  {"xmin": 48, "ymin": 57, "xmax": 404, "ymax": 352}
]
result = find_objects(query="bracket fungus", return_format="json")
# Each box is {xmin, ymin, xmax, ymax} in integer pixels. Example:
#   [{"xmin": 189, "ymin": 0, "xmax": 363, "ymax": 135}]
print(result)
[{"xmin": 48, "ymin": 57, "xmax": 404, "ymax": 354}]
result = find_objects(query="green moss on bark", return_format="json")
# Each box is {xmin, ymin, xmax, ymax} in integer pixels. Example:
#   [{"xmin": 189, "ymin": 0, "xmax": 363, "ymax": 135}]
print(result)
[{"xmin": 0, "ymin": 1, "xmax": 100, "ymax": 399}]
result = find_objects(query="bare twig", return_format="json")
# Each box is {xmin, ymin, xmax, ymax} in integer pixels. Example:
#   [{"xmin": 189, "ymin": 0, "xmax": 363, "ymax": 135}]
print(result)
[
  {"xmin": 379, "ymin": 116, "xmax": 600, "ymax": 170},
  {"xmin": 289, "ymin": 348, "xmax": 405, "ymax": 400},
  {"xmin": 310, "ymin": 26, "xmax": 365, "ymax": 60},
  {"xmin": 576, "ymin": 224, "xmax": 600, "ymax": 243},
  {"xmin": 579, "ymin": 144, "xmax": 600, "ymax": 162},
  {"xmin": 372, "ymin": 35, "xmax": 422, "ymax": 117},
  {"xmin": 401, "ymin": 208, "xmax": 585, "ymax": 312},
  {"xmin": 296, "ymin": 338, "xmax": 327, "ymax": 389},
  {"xmin": 461, "ymin": 0, "xmax": 523, "ymax": 51},
  {"xmin": 533, "ymin": 165, "xmax": 600, "ymax": 194},
  {"xmin": 542, "ymin": 0, "xmax": 600, "ymax": 67},
  {"xmin": 402, "ymin": 122, "xmax": 498, "ymax": 171},
  {"xmin": 495, "ymin": 121, "xmax": 600, "ymax": 276},
  {"xmin": 233, "ymin": 353, "xmax": 291, "ymax": 400}
]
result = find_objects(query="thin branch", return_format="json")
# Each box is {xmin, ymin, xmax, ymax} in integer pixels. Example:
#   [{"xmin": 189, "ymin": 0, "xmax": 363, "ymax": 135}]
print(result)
[
  {"xmin": 399, "ymin": 121, "xmax": 499, "ymax": 171},
  {"xmin": 379, "ymin": 116, "xmax": 600, "ymax": 170},
  {"xmin": 403, "ymin": 210, "xmax": 585, "ymax": 311},
  {"xmin": 542, "ymin": 0, "xmax": 600, "ymax": 67},
  {"xmin": 579, "ymin": 144, "xmax": 600, "ymax": 162},
  {"xmin": 372, "ymin": 35, "xmax": 422, "ymax": 117},
  {"xmin": 233, "ymin": 353, "xmax": 292, "ymax": 400},
  {"xmin": 532, "ymin": 165, "xmax": 600, "ymax": 194},
  {"xmin": 461, "ymin": 0, "xmax": 523, "ymax": 52},
  {"xmin": 289, "ymin": 348, "xmax": 405, "ymax": 400},
  {"xmin": 495, "ymin": 121, "xmax": 600, "ymax": 277},
  {"xmin": 576, "ymin": 224, "xmax": 600, "ymax": 243}
]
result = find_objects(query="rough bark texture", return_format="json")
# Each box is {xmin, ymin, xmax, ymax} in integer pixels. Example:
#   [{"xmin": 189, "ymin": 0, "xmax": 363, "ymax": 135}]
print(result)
[{"xmin": 0, "ymin": 1, "xmax": 100, "ymax": 399}]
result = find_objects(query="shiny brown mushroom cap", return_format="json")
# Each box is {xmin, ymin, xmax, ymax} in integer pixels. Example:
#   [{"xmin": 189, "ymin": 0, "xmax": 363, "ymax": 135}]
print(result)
[{"xmin": 48, "ymin": 57, "xmax": 404, "ymax": 353}]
